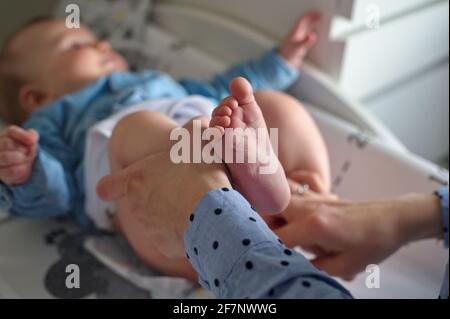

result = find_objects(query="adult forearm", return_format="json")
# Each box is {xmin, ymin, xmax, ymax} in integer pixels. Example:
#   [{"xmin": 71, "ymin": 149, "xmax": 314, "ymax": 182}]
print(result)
[{"xmin": 394, "ymin": 193, "xmax": 444, "ymax": 245}]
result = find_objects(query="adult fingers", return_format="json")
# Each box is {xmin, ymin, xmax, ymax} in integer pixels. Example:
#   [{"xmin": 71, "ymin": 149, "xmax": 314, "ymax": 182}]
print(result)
[
  {"xmin": 312, "ymin": 254, "xmax": 358, "ymax": 280},
  {"xmin": 97, "ymin": 152, "xmax": 166, "ymax": 202},
  {"xmin": 274, "ymin": 216, "xmax": 326, "ymax": 249},
  {"xmin": 96, "ymin": 172, "xmax": 130, "ymax": 202},
  {"xmin": 288, "ymin": 170, "xmax": 328, "ymax": 194}
]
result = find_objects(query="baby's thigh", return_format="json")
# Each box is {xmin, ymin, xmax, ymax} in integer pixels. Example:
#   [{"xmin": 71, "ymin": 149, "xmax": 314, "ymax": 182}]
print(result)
[
  {"xmin": 108, "ymin": 110, "xmax": 179, "ymax": 171},
  {"xmin": 255, "ymin": 91, "xmax": 331, "ymax": 188}
]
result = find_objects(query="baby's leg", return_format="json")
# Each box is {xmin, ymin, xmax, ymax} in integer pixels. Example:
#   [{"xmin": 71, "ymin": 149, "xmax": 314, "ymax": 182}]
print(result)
[
  {"xmin": 210, "ymin": 78, "xmax": 291, "ymax": 214},
  {"xmin": 108, "ymin": 111, "xmax": 201, "ymax": 282},
  {"xmin": 209, "ymin": 78, "xmax": 330, "ymax": 216},
  {"xmin": 254, "ymin": 91, "xmax": 331, "ymax": 193}
]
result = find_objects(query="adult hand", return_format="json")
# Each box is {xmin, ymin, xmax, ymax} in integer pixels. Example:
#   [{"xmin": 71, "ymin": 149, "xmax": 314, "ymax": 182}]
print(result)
[
  {"xmin": 96, "ymin": 149, "xmax": 231, "ymax": 259},
  {"xmin": 272, "ymin": 194, "xmax": 443, "ymax": 280}
]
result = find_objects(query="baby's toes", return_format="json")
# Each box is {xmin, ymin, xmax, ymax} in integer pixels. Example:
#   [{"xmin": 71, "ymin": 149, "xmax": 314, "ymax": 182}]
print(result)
[
  {"xmin": 209, "ymin": 116, "xmax": 231, "ymax": 132},
  {"xmin": 220, "ymin": 96, "xmax": 239, "ymax": 110},
  {"xmin": 230, "ymin": 77, "xmax": 255, "ymax": 105},
  {"xmin": 212, "ymin": 104, "xmax": 233, "ymax": 118}
]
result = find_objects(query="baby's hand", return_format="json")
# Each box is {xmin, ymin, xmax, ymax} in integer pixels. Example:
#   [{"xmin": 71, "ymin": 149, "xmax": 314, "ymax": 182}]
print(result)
[
  {"xmin": 0, "ymin": 126, "xmax": 39, "ymax": 186},
  {"xmin": 278, "ymin": 12, "xmax": 321, "ymax": 69}
]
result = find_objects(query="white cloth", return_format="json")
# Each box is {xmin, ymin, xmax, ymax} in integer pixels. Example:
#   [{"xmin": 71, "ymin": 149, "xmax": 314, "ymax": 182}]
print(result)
[{"xmin": 84, "ymin": 96, "xmax": 215, "ymax": 230}]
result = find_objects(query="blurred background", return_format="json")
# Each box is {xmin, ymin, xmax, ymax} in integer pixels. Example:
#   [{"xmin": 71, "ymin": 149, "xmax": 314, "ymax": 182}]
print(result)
[{"xmin": 1, "ymin": 0, "xmax": 448, "ymax": 167}]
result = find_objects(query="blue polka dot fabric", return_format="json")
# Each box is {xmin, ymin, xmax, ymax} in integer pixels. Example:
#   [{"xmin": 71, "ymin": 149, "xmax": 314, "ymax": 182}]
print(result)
[{"xmin": 184, "ymin": 189, "xmax": 352, "ymax": 299}]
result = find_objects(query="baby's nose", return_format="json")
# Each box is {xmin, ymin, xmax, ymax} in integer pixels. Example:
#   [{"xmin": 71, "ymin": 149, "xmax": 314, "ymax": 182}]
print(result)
[{"xmin": 96, "ymin": 41, "xmax": 111, "ymax": 52}]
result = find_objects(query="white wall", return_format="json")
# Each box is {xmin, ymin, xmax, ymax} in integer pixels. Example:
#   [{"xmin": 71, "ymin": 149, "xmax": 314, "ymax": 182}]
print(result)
[{"xmin": 367, "ymin": 62, "xmax": 449, "ymax": 164}]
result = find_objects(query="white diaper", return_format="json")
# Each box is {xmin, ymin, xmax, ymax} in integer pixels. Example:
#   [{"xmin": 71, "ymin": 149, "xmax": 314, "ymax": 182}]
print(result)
[{"xmin": 84, "ymin": 96, "xmax": 215, "ymax": 230}]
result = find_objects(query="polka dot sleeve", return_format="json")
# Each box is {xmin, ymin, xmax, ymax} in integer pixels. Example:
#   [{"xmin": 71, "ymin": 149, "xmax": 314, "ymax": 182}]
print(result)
[{"xmin": 184, "ymin": 189, "xmax": 352, "ymax": 299}]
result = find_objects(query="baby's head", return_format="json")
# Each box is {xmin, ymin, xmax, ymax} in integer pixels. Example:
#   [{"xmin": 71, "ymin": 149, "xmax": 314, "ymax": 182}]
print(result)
[{"xmin": 0, "ymin": 17, "xmax": 129, "ymax": 124}]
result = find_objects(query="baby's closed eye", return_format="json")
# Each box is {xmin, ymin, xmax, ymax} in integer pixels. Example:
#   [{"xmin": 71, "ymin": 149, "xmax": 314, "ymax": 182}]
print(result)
[{"xmin": 69, "ymin": 40, "xmax": 95, "ymax": 51}]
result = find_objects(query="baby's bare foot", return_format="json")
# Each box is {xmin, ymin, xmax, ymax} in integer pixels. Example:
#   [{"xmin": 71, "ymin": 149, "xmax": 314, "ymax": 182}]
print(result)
[{"xmin": 210, "ymin": 77, "xmax": 290, "ymax": 214}]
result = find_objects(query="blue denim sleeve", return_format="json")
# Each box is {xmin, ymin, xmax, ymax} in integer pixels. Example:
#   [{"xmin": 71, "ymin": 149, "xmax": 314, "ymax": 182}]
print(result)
[
  {"xmin": 184, "ymin": 189, "xmax": 352, "ymax": 299},
  {"xmin": 0, "ymin": 148, "xmax": 73, "ymax": 219},
  {"xmin": 179, "ymin": 49, "xmax": 300, "ymax": 102}
]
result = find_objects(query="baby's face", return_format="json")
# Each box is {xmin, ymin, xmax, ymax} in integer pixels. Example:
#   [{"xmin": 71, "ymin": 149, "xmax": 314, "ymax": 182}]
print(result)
[{"xmin": 11, "ymin": 19, "xmax": 129, "ymax": 103}]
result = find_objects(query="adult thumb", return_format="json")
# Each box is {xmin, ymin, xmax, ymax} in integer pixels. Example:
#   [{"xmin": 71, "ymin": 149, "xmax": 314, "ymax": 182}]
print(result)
[{"xmin": 96, "ymin": 173, "xmax": 127, "ymax": 202}]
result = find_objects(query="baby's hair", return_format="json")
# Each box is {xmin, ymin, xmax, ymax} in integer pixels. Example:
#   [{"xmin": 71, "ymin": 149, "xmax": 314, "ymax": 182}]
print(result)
[{"xmin": 0, "ymin": 15, "xmax": 57, "ymax": 125}]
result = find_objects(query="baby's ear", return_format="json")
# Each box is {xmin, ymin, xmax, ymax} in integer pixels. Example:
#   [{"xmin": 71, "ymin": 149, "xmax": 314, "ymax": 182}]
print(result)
[{"xmin": 19, "ymin": 84, "xmax": 54, "ymax": 113}]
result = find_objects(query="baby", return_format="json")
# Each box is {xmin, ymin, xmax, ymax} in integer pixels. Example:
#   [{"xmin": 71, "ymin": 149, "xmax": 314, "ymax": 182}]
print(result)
[{"xmin": 0, "ymin": 13, "xmax": 331, "ymax": 280}]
